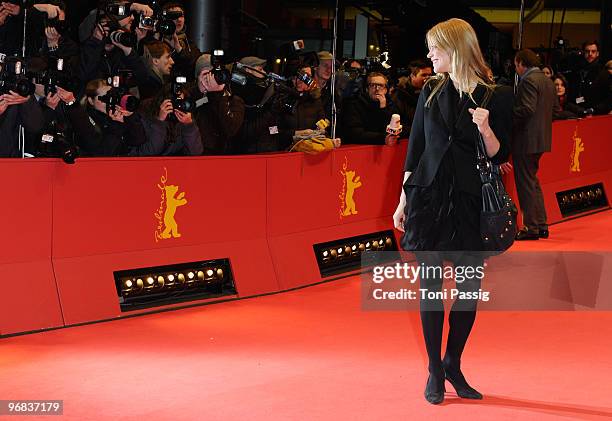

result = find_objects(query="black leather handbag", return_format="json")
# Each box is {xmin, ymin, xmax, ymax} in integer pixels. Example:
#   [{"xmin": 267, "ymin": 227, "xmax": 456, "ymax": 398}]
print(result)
[{"xmin": 476, "ymin": 90, "xmax": 517, "ymax": 254}]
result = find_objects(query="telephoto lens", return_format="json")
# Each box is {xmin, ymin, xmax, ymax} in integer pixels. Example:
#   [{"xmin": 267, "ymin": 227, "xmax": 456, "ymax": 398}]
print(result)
[{"xmin": 109, "ymin": 30, "xmax": 136, "ymax": 48}]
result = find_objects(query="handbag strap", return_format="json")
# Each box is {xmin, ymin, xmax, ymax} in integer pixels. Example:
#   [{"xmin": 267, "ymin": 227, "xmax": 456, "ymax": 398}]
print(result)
[{"xmin": 475, "ymin": 87, "xmax": 496, "ymax": 182}]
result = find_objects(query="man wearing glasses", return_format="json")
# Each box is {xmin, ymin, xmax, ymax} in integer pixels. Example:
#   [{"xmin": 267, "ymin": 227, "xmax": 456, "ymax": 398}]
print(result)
[{"xmin": 342, "ymin": 72, "xmax": 399, "ymax": 144}]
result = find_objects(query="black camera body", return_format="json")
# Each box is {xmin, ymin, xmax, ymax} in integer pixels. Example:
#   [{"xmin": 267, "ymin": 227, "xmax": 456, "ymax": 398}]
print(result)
[
  {"xmin": 99, "ymin": 74, "xmax": 140, "ymax": 114},
  {"xmin": 137, "ymin": 9, "xmax": 181, "ymax": 37},
  {"xmin": 171, "ymin": 76, "xmax": 193, "ymax": 113},
  {"xmin": 34, "ymin": 58, "xmax": 76, "ymax": 96},
  {"xmin": 211, "ymin": 50, "xmax": 231, "ymax": 85},
  {"xmin": 40, "ymin": 120, "xmax": 78, "ymax": 164},
  {"xmin": 0, "ymin": 55, "xmax": 35, "ymax": 97}
]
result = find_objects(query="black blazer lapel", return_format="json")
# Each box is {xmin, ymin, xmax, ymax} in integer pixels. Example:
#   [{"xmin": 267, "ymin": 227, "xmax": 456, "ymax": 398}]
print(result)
[{"xmin": 435, "ymin": 79, "xmax": 453, "ymax": 132}]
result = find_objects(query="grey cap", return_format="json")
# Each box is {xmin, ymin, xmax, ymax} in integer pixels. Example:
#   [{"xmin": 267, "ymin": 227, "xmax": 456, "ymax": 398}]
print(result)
[
  {"xmin": 195, "ymin": 54, "xmax": 213, "ymax": 78},
  {"xmin": 239, "ymin": 56, "xmax": 267, "ymax": 68}
]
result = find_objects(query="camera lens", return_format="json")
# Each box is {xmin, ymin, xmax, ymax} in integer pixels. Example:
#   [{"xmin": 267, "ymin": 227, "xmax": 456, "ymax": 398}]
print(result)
[
  {"xmin": 109, "ymin": 31, "xmax": 136, "ymax": 48},
  {"xmin": 15, "ymin": 79, "xmax": 35, "ymax": 97},
  {"xmin": 120, "ymin": 95, "xmax": 140, "ymax": 112},
  {"xmin": 213, "ymin": 68, "xmax": 231, "ymax": 85},
  {"xmin": 156, "ymin": 20, "xmax": 176, "ymax": 36}
]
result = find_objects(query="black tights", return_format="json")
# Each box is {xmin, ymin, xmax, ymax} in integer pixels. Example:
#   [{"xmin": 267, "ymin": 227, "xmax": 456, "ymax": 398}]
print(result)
[{"xmin": 416, "ymin": 252, "xmax": 483, "ymax": 374}]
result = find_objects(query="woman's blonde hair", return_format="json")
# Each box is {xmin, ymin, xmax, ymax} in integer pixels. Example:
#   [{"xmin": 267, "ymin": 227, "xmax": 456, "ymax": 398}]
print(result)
[{"xmin": 425, "ymin": 18, "xmax": 494, "ymax": 107}]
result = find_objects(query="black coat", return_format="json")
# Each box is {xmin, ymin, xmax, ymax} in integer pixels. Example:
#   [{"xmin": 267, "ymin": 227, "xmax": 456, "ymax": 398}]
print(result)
[
  {"xmin": 404, "ymin": 78, "xmax": 514, "ymax": 196},
  {"xmin": 342, "ymin": 92, "xmax": 398, "ymax": 145}
]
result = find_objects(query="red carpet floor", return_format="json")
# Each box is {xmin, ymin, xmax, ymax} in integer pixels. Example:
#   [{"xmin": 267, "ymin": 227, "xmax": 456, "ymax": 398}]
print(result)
[{"xmin": 1, "ymin": 211, "xmax": 612, "ymax": 420}]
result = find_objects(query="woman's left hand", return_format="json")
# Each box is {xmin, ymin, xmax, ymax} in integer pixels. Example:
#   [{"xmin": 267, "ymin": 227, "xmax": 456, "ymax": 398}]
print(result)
[
  {"xmin": 468, "ymin": 107, "xmax": 490, "ymax": 134},
  {"xmin": 175, "ymin": 110, "xmax": 193, "ymax": 125}
]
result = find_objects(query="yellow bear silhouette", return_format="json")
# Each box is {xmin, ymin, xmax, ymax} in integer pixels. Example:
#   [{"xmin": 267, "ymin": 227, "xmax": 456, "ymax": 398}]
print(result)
[
  {"xmin": 343, "ymin": 170, "xmax": 362, "ymax": 216},
  {"xmin": 570, "ymin": 137, "xmax": 584, "ymax": 173},
  {"xmin": 162, "ymin": 185, "xmax": 187, "ymax": 239}
]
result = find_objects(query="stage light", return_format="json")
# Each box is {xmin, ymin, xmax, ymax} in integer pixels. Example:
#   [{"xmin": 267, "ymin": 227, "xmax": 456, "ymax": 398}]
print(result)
[
  {"xmin": 313, "ymin": 230, "xmax": 399, "ymax": 277},
  {"xmin": 275, "ymin": 58, "xmax": 281, "ymax": 64},
  {"xmin": 556, "ymin": 183, "xmax": 608, "ymax": 218},
  {"xmin": 114, "ymin": 259, "xmax": 236, "ymax": 311}
]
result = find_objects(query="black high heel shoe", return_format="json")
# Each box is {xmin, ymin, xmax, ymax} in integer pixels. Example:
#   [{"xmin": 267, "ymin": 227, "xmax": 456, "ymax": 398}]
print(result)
[
  {"xmin": 424, "ymin": 371, "xmax": 446, "ymax": 404},
  {"xmin": 442, "ymin": 365, "xmax": 483, "ymax": 400}
]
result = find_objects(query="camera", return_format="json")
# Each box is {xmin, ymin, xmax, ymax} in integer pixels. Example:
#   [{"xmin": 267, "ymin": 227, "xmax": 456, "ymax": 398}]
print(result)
[
  {"xmin": 171, "ymin": 76, "xmax": 194, "ymax": 113},
  {"xmin": 40, "ymin": 120, "xmax": 78, "ymax": 164},
  {"xmin": 99, "ymin": 74, "xmax": 140, "ymax": 114},
  {"xmin": 34, "ymin": 58, "xmax": 76, "ymax": 96},
  {"xmin": 0, "ymin": 55, "xmax": 35, "ymax": 97},
  {"xmin": 296, "ymin": 69, "xmax": 315, "ymax": 89},
  {"xmin": 211, "ymin": 50, "xmax": 231, "ymax": 85},
  {"xmin": 137, "ymin": 9, "xmax": 182, "ymax": 36},
  {"xmin": 105, "ymin": 3, "xmax": 130, "ymax": 18},
  {"xmin": 109, "ymin": 30, "xmax": 136, "ymax": 48}
]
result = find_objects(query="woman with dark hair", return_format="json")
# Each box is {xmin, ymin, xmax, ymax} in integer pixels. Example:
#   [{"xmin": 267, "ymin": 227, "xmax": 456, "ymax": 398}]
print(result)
[
  {"xmin": 553, "ymin": 73, "xmax": 584, "ymax": 119},
  {"xmin": 541, "ymin": 65, "xmax": 554, "ymax": 80},
  {"xmin": 135, "ymin": 83, "xmax": 203, "ymax": 156},
  {"xmin": 393, "ymin": 18, "xmax": 513, "ymax": 405}
]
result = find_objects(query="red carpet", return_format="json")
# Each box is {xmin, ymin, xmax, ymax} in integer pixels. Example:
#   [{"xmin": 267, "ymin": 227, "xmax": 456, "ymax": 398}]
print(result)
[{"xmin": 1, "ymin": 210, "xmax": 611, "ymax": 420}]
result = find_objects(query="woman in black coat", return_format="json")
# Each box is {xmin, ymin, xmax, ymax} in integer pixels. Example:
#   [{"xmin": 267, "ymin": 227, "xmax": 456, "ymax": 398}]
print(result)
[{"xmin": 392, "ymin": 18, "xmax": 513, "ymax": 405}]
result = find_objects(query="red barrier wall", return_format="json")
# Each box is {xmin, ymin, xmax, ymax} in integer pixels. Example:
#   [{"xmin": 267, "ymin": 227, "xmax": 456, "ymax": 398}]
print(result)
[
  {"xmin": 0, "ymin": 116, "xmax": 610, "ymax": 336},
  {"xmin": 505, "ymin": 115, "xmax": 612, "ymax": 226}
]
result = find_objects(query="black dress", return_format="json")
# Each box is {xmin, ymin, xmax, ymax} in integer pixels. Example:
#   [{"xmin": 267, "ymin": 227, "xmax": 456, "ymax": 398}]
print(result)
[{"xmin": 401, "ymin": 83, "xmax": 483, "ymax": 252}]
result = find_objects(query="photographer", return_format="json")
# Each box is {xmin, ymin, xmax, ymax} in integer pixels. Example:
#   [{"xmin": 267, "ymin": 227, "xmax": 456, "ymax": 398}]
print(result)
[
  {"xmin": 0, "ymin": 1, "xmax": 78, "ymax": 63},
  {"xmin": 139, "ymin": 40, "xmax": 174, "ymax": 100},
  {"xmin": 278, "ymin": 64, "xmax": 326, "ymax": 142},
  {"xmin": 0, "ymin": 90, "xmax": 44, "ymax": 158},
  {"xmin": 78, "ymin": 1, "xmax": 151, "ymax": 88},
  {"xmin": 392, "ymin": 59, "xmax": 432, "ymax": 131},
  {"xmin": 135, "ymin": 83, "xmax": 203, "ymax": 156},
  {"xmin": 160, "ymin": 1, "xmax": 200, "ymax": 80},
  {"xmin": 342, "ymin": 72, "xmax": 399, "ymax": 145},
  {"xmin": 232, "ymin": 56, "xmax": 288, "ymax": 153},
  {"xmin": 191, "ymin": 53, "xmax": 244, "ymax": 155}
]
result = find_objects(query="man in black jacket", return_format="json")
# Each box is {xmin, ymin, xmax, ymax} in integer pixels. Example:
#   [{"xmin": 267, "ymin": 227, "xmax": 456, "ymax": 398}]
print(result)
[{"xmin": 342, "ymin": 72, "xmax": 399, "ymax": 145}]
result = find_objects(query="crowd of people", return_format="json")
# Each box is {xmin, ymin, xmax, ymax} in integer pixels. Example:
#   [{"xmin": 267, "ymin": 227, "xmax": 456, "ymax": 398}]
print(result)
[{"xmin": 0, "ymin": 0, "xmax": 610, "ymax": 161}]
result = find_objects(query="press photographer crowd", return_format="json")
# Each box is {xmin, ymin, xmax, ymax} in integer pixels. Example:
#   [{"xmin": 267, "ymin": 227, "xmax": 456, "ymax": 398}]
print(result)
[{"xmin": 0, "ymin": 0, "xmax": 610, "ymax": 163}]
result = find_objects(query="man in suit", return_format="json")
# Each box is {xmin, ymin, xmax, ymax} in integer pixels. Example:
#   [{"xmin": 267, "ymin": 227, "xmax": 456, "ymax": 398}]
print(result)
[{"xmin": 512, "ymin": 49, "xmax": 559, "ymax": 240}]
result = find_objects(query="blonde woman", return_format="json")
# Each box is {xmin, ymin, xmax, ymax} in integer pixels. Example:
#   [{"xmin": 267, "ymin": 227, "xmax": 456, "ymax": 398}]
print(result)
[{"xmin": 392, "ymin": 18, "xmax": 513, "ymax": 404}]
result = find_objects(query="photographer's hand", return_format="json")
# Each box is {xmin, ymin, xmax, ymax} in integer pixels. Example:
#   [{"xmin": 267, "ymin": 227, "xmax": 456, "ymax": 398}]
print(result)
[
  {"xmin": 0, "ymin": 10, "xmax": 9, "ymax": 26},
  {"xmin": 199, "ymin": 72, "xmax": 225, "ymax": 93},
  {"xmin": 111, "ymin": 38, "xmax": 132, "ymax": 56},
  {"xmin": 168, "ymin": 33, "xmax": 183, "ymax": 53},
  {"xmin": 45, "ymin": 27, "xmax": 60, "ymax": 49},
  {"xmin": 56, "ymin": 87, "xmax": 76, "ymax": 105},
  {"xmin": 135, "ymin": 27, "xmax": 149, "ymax": 43},
  {"xmin": 92, "ymin": 22, "xmax": 109, "ymax": 41},
  {"xmin": 158, "ymin": 99, "xmax": 174, "ymax": 121},
  {"xmin": 45, "ymin": 92, "xmax": 61, "ymax": 110},
  {"xmin": 175, "ymin": 110, "xmax": 193, "ymax": 125},
  {"xmin": 1, "ymin": 91, "xmax": 30, "ymax": 105},
  {"xmin": 109, "ymin": 109, "xmax": 125, "ymax": 123},
  {"xmin": 0, "ymin": 2, "xmax": 20, "ymax": 16},
  {"xmin": 130, "ymin": 3, "xmax": 154, "ymax": 17},
  {"xmin": 0, "ymin": 97, "xmax": 8, "ymax": 116},
  {"xmin": 33, "ymin": 3, "xmax": 61, "ymax": 19}
]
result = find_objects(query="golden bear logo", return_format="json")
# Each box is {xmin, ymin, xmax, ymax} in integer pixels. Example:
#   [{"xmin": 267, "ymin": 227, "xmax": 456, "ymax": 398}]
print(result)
[
  {"xmin": 339, "ymin": 157, "xmax": 362, "ymax": 219},
  {"xmin": 570, "ymin": 127, "xmax": 584, "ymax": 173},
  {"xmin": 154, "ymin": 168, "xmax": 188, "ymax": 242}
]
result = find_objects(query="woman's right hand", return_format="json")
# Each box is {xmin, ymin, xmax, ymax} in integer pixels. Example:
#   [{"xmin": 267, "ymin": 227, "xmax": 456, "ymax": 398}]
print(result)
[
  {"xmin": 158, "ymin": 99, "xmax": 174, "ymax": 121},
  {"xmin": 393, "ymin": 199, "xmax": 406, "ymax": 232}
]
